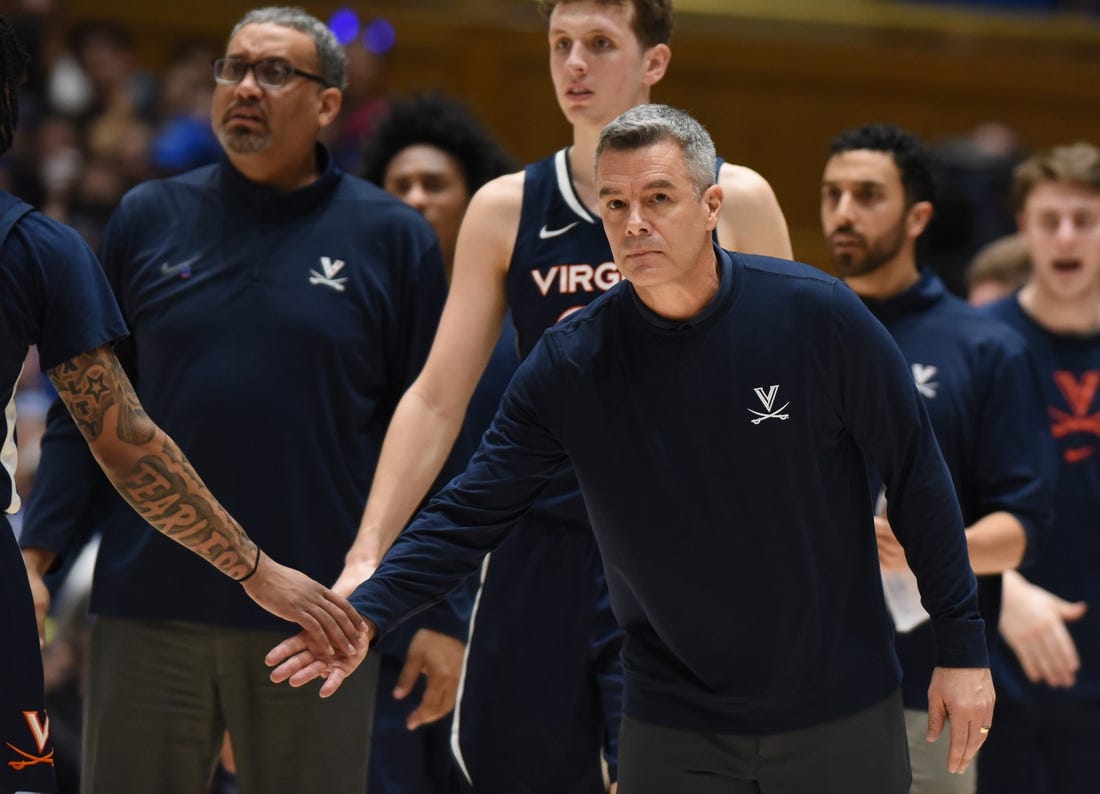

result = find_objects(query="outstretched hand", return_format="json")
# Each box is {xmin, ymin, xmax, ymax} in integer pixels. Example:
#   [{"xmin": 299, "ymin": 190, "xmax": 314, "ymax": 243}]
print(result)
[
  {"xmin": 267, "ymin": 619, "xmax": 377, "ymax": 699},
  {"xmin": 242, "ymin": 552, "xmax": 369, "ymax": 661},
  {"xmin": 1000, "ymin": 569, "xmax": 1086, "ymax": 688}
]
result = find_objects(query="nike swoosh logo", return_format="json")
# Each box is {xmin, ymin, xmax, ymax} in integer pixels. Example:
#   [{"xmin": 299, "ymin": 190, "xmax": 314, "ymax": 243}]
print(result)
[
  {"xmin": 539, "ymin": 222, "xmax": 580, "ymax": 240},
  {"xmin": 160, "ymin": 255, "xmax": 200, "ymax": 276}
]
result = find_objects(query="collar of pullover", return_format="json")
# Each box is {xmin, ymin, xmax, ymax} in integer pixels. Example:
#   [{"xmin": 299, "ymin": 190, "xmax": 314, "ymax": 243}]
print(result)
[
  {"xmin": 218, "ymin": 143, "xmax": 341, "ymax": 218},
  {"xmin": 859, "ymin": 268, "xmax": 944, "ymax": 322}
]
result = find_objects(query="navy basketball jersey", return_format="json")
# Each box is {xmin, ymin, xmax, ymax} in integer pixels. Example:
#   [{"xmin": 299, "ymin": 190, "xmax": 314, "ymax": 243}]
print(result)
[{"xmin": 506, "ymin": 149, "xmax": 622, "ymax": 360}]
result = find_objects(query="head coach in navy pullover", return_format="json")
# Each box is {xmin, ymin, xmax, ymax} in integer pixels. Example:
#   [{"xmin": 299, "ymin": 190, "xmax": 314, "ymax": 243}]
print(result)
[{"xmin": 269, "ymin": 104, "xmax": 995, "ymax": 794}]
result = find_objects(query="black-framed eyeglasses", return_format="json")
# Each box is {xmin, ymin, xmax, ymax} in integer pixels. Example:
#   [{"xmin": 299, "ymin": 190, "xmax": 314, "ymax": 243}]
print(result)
[{"xmin": 212, "ymin": 57, "xmax": 330, "ymax": 90}]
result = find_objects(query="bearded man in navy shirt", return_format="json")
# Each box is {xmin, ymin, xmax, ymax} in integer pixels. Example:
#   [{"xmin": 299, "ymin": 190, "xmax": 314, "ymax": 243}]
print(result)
[
  {"xmin": 269, "ymin": 105, "xmax": 996, "ymax": 794},
  {"xmin": 820, "ymin": 123, "xmax": 1052, "ymax": 794}
]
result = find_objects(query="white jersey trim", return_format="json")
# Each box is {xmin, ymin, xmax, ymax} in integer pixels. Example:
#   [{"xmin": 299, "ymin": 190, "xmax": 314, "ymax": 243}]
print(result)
[
  {"xmin": 2, "ymin": 366, "xmax": 22, "ymax": 514},
  {"xmin": 554, "ymin": 149, "xmax": 598, "ymax": 225},
  {"xmin": 451, "ymin": 552, "xmax": 493, "ymax": 786}
]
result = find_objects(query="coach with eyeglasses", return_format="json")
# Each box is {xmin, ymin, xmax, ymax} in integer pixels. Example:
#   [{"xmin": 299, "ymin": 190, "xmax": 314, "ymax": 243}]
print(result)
[{"xmin": 18, "ymin": 7, "xmax": 468, "ymax": 792}]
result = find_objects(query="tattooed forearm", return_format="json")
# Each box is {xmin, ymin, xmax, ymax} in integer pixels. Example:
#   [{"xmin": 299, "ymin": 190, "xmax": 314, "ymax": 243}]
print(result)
[
  {"xmin": 117, "ymin": 440, "xmax": 256, "ymax": 579},
  {"xmin": 49, "ymin": 346, "xmax": 257, "ymax": 579},
  {"xmin": 48, "ymin": 346, "xmax": 155, "ymax": 444}
]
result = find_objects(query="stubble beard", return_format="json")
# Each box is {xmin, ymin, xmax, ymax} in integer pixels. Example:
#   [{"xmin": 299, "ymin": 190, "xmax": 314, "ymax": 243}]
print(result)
[
  {"xmin": 830, "ymin": 220, "xmax": 908, "ymax": 279},
  {"xmin": 217, "ymin": 124, "xmax": 272, "ymax": 155}
]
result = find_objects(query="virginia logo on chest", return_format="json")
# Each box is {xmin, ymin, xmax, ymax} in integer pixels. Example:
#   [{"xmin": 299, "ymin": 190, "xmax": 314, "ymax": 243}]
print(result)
[{"xmin": 529, "ymin": 263, "xmax": 621, "ymax": 296}]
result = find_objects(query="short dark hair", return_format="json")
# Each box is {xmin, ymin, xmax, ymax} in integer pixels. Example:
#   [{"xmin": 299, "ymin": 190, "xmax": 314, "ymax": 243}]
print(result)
[
  {"xmin": 0, "ymin": 16, "xmax": 30, "ymax": 156},
  {"xmin": 538, "ymin": 0, "xmax": 673, "ymax": 48},
  {"xmin": 230, "ymin": 7, "xmax": 347, "ymax": 90},
  {"xmin": 1013, "ymin": 142, "xmax": 1100, "ymax": 210},
  {"xmin": 829, "ymin": 123, "xmax": 937, "ymax": 207},
  {"xmin": 361, "ymin": 94, "xmax": 516, "ymax": 194}
]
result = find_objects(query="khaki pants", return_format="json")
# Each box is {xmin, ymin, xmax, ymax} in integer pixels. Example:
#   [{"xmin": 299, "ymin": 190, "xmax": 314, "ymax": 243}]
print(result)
[
  {"xmin": 905, "ymin": 708, "xmax": 976, "ymax": 794},
  {"xmin": 82, "ymin": 616, "xmax": 379, "ymax": 794}
]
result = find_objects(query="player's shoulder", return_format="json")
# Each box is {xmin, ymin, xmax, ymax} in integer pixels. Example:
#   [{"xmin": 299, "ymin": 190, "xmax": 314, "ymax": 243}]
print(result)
[
  {"xmin": 718, "ymin": 161, "xmax": 777, "ymax": 202},
  {"xmin": 462, "ymin": 169, "xmax": 526, "ymax": 234},
  {"xmin": 473, "ymin": 169, "xmax": 527, "ymax": 208}
]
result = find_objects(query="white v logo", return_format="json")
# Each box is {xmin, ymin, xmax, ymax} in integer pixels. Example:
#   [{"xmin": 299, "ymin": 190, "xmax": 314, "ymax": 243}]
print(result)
[
  {"xmin": 320, "ymin": 257, "xmax": 345, "ymax": 278},
  {"xmin": 754, "ymin": 385, "xmax": 779, "ymax": 411},
  {"xmin": 22, "ymin": 711, "xmax": 50, "ymax": 753}
]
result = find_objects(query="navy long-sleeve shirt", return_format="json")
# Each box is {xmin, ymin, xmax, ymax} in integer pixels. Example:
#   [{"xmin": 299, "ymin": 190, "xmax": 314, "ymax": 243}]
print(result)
[
  {"xmin": 860, "ymin": 271, "xmax": 1052, "ymax": 710},
  {"xmin": 352, "ymin": 248, "xmax": 987, "ymax": 734},
  {"xmin": 984, "ymin": 295, "xmax": 1100, "ymax": 707}
]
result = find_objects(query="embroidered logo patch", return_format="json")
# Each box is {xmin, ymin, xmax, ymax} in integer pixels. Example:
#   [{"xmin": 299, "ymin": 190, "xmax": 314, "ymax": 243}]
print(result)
[
  {"xmin": 309, "ymin": 256, "xmax": 348, "ymax": 292},
  {"xmin": 748, "ymin": 385, "xmax": 790, "ymax": 424},
  {"xmin": 6, "ymin": 711, "xmax": 53, "ymax": 771}
]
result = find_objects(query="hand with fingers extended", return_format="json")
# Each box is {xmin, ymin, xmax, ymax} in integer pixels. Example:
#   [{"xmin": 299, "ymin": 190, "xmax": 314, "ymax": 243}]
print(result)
[
  {"xmin": 241, "ymin": 551, "xmax": 370, "ymax": 662},
  {"xmin": 1000, "ymin": 569, "xmax": 1086, "ymax": 688},
  {"xmin": 267, "ymin": 618, "xmax": 377, "ymax": 698},
  {"xmin": 393, "ymin": 628, "xmax": 466, "ymax": 730},
  {"xmin": 926, "ymin": 666, "xmax": 995, "ymax": 775}
]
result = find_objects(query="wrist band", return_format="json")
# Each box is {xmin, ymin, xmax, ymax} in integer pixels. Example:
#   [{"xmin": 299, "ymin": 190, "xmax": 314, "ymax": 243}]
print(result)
[{"xmin": 236, "ymin": 547, "xmax": 261, "ymax": 583}]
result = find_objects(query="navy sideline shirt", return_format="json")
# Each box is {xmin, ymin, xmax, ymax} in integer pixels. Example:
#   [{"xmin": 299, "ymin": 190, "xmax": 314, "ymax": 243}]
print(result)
[
  {"xmin": 861, "ymin": 270, "xmax": 1052, "ymax": 711},
  {"xmin": 983, "ymin": 295, "xmax": 1100, "ymax": 707},
  {"xmin": 20, "ymin": 149, "xmax": 459, "ymax": 634},
  {"xmin": 352, "ymin": 247, "xmax": 987, "ymax": 734}
]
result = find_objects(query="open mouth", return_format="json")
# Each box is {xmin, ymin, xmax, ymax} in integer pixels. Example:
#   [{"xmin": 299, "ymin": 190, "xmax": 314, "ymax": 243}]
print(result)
[{"xmin": 1053, "ymin": 259, "xmax": 1082, "ymax": 273}]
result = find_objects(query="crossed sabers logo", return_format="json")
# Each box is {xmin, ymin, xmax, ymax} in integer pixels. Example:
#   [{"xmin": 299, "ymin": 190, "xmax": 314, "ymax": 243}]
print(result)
[
  {"xmin": 309, "ymin": 256, "xmax": 348, "ymax": 292},
  {"xmin": 6, "ymin": 711, "xmax": 53, "ymax": 771},
  {"xmin": 1050, "ymin": 370, "xmax": 1100, "ymax": 463},
  {"xmin": 748, "ymin": 385, "xmax": 790, "ymax": 425}
]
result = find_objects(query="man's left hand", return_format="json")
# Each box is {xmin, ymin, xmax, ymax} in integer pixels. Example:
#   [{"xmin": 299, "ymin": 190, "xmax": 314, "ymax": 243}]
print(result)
[
  {"xmin": 394, "ymin": 628, "xmax": 466, "ymax": 730},
  {"xmin": 926, "ymin": 666, "xmax": 995, "ymax": 774}
]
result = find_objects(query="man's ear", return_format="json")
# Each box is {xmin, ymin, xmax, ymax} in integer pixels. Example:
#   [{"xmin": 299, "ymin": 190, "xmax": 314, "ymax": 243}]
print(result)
[
  {"xmin": 703, "ymin": 183, "xmax": 723, "ymax": 229},
  {"xmin": 317, "ymin": 87, "xmax": 343, "ymax": 128},
  {"xmin": 907, "ymin": 200, "xmax": 933, "ymax": 239},
  {"xmin": 642, "ymin": 43, "xmax": 671, "ymax": 87}
]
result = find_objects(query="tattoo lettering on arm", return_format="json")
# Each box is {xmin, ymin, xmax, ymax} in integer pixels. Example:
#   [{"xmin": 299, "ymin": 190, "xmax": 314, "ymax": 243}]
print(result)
[
  {"xmin": 120, "ymin": 442, "xmax": 255, "ymax": 578},
  {"xmin": 48, "ymin": 345, "xmax": 256, "ymax": 578},
  {"xmin": 48, "ymin": 346, "xmax": 155, "ymax": 444}
]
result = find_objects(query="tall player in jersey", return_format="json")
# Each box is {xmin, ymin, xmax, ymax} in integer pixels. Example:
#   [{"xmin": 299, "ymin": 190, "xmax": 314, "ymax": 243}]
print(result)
[{"xmin": 338, "ymin": 2, "xmax": 791, "ymax": 791}]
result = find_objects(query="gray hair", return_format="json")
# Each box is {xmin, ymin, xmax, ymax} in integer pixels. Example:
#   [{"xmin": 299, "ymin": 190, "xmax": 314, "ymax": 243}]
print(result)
[
  {"xmin": 230, "ymin": 7, "xmax": 347, "ymax": 90},
  {"xmin": 595, "ymin": 104, "xmax": 717, "ymax": 197}
]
